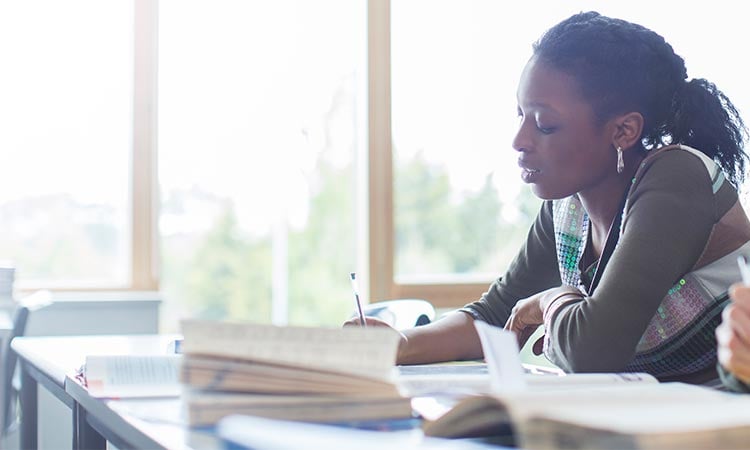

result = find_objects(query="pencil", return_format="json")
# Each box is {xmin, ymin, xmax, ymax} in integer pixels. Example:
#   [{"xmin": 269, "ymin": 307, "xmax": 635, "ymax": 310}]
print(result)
[{"xmin": 349, "ymin": 272, "xmax": 367, "ymax": 327}]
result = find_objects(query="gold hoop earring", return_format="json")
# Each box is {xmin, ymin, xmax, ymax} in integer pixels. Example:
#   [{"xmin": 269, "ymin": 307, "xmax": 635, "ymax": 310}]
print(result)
[{"xmin": 616, "ymin": 146, "xmax": 624, "ymax": 174}]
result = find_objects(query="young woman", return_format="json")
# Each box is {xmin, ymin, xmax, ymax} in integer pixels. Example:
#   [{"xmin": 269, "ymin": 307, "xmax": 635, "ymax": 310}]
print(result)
[{"xmin": 348, "ymin": 11, "xmax": 750, "ymax": 385}]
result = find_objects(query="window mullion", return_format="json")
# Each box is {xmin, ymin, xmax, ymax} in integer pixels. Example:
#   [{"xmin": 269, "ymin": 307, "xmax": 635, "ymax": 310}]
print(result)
[
  {"xmin": 132, "ymin": 0, "xmax": 159, "ymax": 291},
  {"xmin": 368, "ymin": 0, "xmax": 394, "ymax": 304}
]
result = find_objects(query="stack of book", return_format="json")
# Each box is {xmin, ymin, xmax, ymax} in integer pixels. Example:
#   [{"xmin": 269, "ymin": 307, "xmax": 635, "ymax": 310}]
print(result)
[
  {"xmin": 180, "ymin": 319, "xmax": 413, "ymax": 427},
  {"xmin": 0, "ymin": 262, "xmax": 14, "ymax": 304}
]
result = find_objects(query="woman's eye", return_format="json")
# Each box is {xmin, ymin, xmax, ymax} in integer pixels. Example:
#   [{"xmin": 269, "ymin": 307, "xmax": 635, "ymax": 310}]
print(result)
[{"xmin": 537, "ymin": 124, "xmax": 556, "ymax": 135}]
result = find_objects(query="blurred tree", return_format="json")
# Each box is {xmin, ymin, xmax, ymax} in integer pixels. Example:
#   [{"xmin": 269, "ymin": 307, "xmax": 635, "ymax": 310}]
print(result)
[
  {"xmin": 182, "ymin": 208, "xmax": 272, "ymax": 321},
  {"xmin": 287, "ymin": 160, "xmax": 355, "ymax": 326},
  {"xmin": 163, "ymin": 152, "xmax": 540, "ymax": 327}
]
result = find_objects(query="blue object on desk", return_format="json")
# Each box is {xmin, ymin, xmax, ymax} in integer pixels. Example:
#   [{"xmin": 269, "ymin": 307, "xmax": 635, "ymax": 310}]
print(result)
[
  {"xmin": 217, "ymin": 415, "xmax": 502, "ymax": 450},
  {"xmin": 168, "ymin": 339, "xmax": 183, "ymax": 354},
  {"xmin": 329, "ymin": 417, "xmax": 422, "ymax": 432}
]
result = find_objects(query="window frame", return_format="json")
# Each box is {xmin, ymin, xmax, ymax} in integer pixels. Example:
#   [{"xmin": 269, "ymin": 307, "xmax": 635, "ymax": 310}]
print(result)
[
  {"xmin": 10, "ymin": 0, "xmax": 158, "ymax": 294},
  {"xmin": 131, "ymin": 0, "xmax": 159, "ymax": 292},
  {"xmin": 367, "ymin": 0, "xmax": 489, "ymax": 309}
]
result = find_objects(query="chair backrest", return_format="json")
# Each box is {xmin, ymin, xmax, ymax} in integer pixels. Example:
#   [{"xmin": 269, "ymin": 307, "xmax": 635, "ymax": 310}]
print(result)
[
  {"xmin": 1, "ymin": 291, "xmax": 52, "ymax": 434},
  {"xmin": 362, "ymin": 299, "xmax": 435, "ymax": 330}
]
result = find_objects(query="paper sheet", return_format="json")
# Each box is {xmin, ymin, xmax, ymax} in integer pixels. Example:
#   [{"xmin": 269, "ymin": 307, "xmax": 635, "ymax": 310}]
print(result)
[{"xmin": 473, "ymin": 321, "xmax": 526, "ymax": 393}]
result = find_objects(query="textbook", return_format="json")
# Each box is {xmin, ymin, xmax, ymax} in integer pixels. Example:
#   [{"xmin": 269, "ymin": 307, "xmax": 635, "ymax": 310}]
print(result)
[
  {"xmin": 439, "ymin": 302, "xmax": 750, "ymax": 449},
  {"xmin": 187, "ymin": 392, "xmax": 413, "ymax": 427},
  {"xmin": 419, "ymin": 382, "xmax": 750, "ymax": 449},
  {"xmin": 180, "ymin": 319, "xmax": 412, "ymax": 425},
  {"xmin": 520, "ymin": 387, "xmax": 750, "ymax": 450},
  {"xmin": 183, "ymin": 354, "xmax": 401, "ymax": 396}
]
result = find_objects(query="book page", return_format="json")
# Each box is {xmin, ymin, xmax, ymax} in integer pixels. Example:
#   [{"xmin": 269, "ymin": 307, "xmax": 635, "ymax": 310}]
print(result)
[
  {"xmin": 422, "ymin": 382, "xmax": 726, "ymax": 439},
  {"xmin": 180, "ymin": 320, "xmax": 401, "ymax": 380},
  {"xmin": 397, "ymin": 363, "xmax": 491, "ymax": 396},
  {"xmin": 525, "ymin": 371, "xmax": 658, "ymax": 389},
  {"xmin": 518, "ymin": 383, "xmax": 745, "ymax": 432},
  {"xmin": 474, "ymin": 321, "xmax": 526, "ymax": 392},
  {"xmin": 517, "ymin": 384, "xmax": 750, "ymax": 449},
  {"xmin": 398, "ymin": 362, "xmax": 654, "ymax": 397},
  {"xmin": 84, "ymin": 354, "xmax": 182, "ymax": 398}
]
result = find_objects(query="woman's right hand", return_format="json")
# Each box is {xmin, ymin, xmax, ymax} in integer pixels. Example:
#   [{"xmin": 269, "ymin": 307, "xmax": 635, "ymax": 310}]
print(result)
[
  {"xmin": 343, "ymin": 316, "xmax": 409, "ymax": 361},
  {"xmin": 717, "ymin": 283, "xmax": 750, "ymax": 383},
  {"xmin": 343, "ymin": 315, "xmax": 387, "ymax": 328}
]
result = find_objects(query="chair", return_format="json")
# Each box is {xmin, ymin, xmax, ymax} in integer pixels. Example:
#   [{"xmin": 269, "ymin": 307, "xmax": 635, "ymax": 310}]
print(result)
[
  {"xmin": 362, "ymin": 299, "xmax": 435, "ymax": 330},
  {"xmin": 1, "ymin": 291, "xmax": 52, "ymax": 443}
]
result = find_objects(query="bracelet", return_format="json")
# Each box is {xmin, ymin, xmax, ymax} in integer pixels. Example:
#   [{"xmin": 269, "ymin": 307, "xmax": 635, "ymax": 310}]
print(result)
[
  {"xmin": 542, "ymin": 291, "xmax": 585, "ymax": 320},
  {"xmin": 542, "ymin": 291, "xmax": 586, "ymax": 358}
]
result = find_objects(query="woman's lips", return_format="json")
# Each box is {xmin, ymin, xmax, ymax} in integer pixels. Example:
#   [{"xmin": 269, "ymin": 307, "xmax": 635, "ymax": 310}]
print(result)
[
  {"xmin": 521, "ymin": 167, "xmax": 541, "ymax": 183},
  {"xmin": 518, "ymin": 159, "xmax": 541, "ymax": 183}
]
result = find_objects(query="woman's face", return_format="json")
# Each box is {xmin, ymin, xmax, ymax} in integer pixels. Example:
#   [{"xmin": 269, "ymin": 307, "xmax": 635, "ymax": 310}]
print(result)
[{"xmin": 513, "ymin": 57, "xmax": 616, "ymax": 200}]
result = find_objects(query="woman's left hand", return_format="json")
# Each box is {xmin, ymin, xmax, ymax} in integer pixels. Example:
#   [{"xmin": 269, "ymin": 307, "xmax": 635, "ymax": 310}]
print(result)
[{"xmin": 504, "ymin": 285, "xmax": 583, "ymax": 351}]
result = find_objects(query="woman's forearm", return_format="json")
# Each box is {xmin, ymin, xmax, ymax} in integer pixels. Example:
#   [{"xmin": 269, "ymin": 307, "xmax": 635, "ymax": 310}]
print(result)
[{"xmin": 397, "ymin": 311, "xmax": 483, "ymax": 364}]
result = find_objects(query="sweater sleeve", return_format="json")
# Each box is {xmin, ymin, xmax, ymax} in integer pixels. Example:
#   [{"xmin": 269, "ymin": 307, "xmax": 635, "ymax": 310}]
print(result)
[
  {"xmin": 544, "ymin": 150, "xmax": 717, "ymax": 372},
  {"xmin": 461, "ymin": 201, "xmax": 561, "ymax": 327}
]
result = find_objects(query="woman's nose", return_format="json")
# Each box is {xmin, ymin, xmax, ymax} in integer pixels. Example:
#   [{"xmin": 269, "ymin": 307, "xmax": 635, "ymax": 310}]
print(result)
[{"xmin": 512, "ymin": 122, "xmax": 530, "ymax": 153}]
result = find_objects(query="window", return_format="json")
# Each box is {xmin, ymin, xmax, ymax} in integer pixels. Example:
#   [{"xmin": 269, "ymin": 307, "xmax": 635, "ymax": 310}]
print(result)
[
  {"xmin": 158, "ymin": 0, "xmax": 367, "ymax": 329},
  {"xmin": 0, "ymin": 1, "xmax": 133, "ymax": 289},
  {"xmin": 384, "ymin": 0, "xmax": 545, "ymax": 307}
]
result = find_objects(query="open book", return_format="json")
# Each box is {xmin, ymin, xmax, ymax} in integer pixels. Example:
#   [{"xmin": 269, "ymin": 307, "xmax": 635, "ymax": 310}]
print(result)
[
  {"xmin": 421, "ymin": 382, "xmax": 750, "ymax": 449},
  {"xmin": 413, "ymin": 322, "xmax": 750, "ymax": 449},
  {"xmin": 399, "ymin": 362, "xmax": 655, "ymax": 397},
  {"xmin": 180, "ymin": 319, "xmax": 412, "ymax": 426},
  {"xmin": 83, "ymin": 354, "xmax": 182, "ymax": 398},
  {"xmin": 519, "ymin": 386, "xmax": 750, "ymax": 450}
]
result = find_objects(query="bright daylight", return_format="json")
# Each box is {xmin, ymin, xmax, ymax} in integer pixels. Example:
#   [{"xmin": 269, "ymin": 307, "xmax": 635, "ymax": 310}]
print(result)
[{"xmin": 0, "ymin": 1, "xmax": 749, "ymax": 449}]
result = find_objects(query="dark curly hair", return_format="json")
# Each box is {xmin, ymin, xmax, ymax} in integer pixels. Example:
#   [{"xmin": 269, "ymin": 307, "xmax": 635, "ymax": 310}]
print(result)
[{"xmin": 533, "ymin": 11, "xmax": 748, "ymax": 185}]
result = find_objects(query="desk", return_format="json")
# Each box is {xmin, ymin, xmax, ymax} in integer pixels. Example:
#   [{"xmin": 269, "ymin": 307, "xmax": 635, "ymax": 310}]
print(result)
[
  {"xmin": 12, "ymin": 335, "xmax": 507, "ymax": 450},
  {"xmin": 12, "ymin": 334, "xmax": 217, "ymax": 450}
]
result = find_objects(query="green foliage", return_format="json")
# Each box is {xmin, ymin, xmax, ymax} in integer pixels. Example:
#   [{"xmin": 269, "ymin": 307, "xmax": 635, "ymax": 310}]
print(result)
[
  {"xmin": 163, "ymin": 153, "xmax": 540, "ymax": 328},
  {"xmin": 182, "ymin": 209, "xmax": 272, "ymax": 322},
  {"xmin": 394, "ymin": 152, "xmax": 539, "ymax": 277},
  {"xmin": 287, "ymin": 161, "xmax": 356, "ymax": 326}
]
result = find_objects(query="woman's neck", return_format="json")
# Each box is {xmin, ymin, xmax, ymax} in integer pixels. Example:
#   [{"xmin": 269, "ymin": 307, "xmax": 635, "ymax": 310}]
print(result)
[{"xmin": 579, "ymin": 150, "xmax": 645, "ymax": 248}]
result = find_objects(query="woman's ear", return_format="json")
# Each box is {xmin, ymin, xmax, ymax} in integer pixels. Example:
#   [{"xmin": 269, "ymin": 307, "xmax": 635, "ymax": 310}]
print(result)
[{"xmin": 612, "ymin": 112, "xmax": 644, "ymax": 150}]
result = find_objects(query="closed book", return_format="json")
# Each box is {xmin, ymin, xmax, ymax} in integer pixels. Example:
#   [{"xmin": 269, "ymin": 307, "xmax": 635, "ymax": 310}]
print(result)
[
  {"xmin": 180, "ymin": 319, "xmax": 410, "ymax": 426},
  {"xmin": 186, "ymin": 392, "xmax": 413, "ymax": 426}
]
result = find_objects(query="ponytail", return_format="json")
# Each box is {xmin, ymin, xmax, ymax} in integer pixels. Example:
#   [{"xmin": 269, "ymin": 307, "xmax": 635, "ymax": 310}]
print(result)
[{"xmin": 670, "ymin": 78, "xmax": 749, "ymax": 185}]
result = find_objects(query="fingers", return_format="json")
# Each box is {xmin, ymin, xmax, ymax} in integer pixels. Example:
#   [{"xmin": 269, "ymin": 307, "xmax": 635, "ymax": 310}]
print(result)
[
  {"xmin": 504, "ymin": 303, "xmax": 532, "ymax": 350},
  {"xmin": 516, "ymin": 326, "xmax": 535, "ymax": 349},
  {"xmin": 343, "ymin": 317, "xmax": 360, "ymax": 327},
  {"xmin": 532, "ymin": 335, "xmax": 544, "ymax": 355},
  {"xmin": 718, "ymin": 329, "xmax": 750, "ymax": 383},
  {"xmin": 722, "ymin": 304, "xmax": 750, "ymax": 344},
  {"xmin": 717, "ymin": 306, "xmax": 750, "ymax": 383},
  {"xmin": 503, "ymin": 302, "xmax": 525, "ymax": 332},
  {"xmin": 731, "ymin": 283, "xmax": 750, "ymax": 315},
  {"xmin": 342, "ymin": 316, "xmax": 392, "ymax": 328}
]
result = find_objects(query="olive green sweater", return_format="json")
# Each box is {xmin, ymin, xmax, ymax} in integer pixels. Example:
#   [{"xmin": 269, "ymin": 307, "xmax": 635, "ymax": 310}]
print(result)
[{"xmin": 463, "ymin": 148, "xmax": 750, "ymax": 384}]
